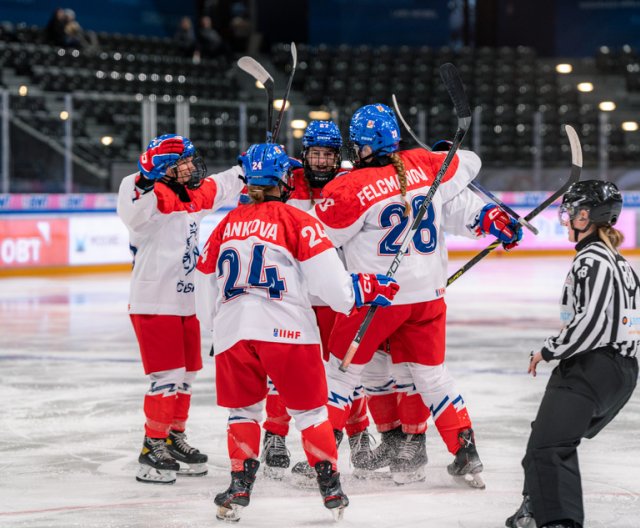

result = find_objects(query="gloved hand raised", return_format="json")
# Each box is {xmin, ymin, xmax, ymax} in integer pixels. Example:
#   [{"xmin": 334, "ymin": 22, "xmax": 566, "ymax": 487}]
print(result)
[
  {"xmin": 138, "ymin": 136, "xmax": 185, "ymax": 180},
  {"xmin": 475, "ymin": 204, "xmax": 523, "ymax": 250},
  {"xmin": 351, "ymin": 273, "xmax": 400, "ymax": 308}
]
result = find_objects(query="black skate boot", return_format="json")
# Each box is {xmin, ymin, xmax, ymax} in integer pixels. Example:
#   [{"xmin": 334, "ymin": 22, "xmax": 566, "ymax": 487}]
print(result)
[
  {"xmin": 505, "ymin": 494, "xmax": 535, "ymax": 528},
  {"xmin": 214, "ymin": 458, "xmax": 260, "ymax": 523},
  {"xmin": 447, "ymin": 428, "xmax": 485, "ymax": 489},
  {"xmin": 292, "ymin": 429, "xmax": 343, "ymax": 486},
  {"xmin": 315, "ymin": 461, "xmax": 349, "ymax": 521},
  {"xmin": 367, "ymin": 426, "xmax": 403, "ymax": 472},
  {"xmin": 541, "ymin": 522, "xmax": 577, "ymax": 528},
  {"xmin": 390, "ymin": 432, "xmax": 428, "ymax": 485},
  {"xmin": 348, "ymin": 429, "xmax": 379, "ymax": 479},
  {"xmin": 166, "ymin": 430, "xmax": 208, "ymax": 476},
  {"xmin": 136, "ymin": 436, "xmax": 180, "ymax": 484},
  {"xmin": 261, "ymin": 431, "xmax": 290, "ymax": 479}
]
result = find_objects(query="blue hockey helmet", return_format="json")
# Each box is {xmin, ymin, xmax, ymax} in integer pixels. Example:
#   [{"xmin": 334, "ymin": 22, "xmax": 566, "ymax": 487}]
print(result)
[
  {"xmin": 302, "ymin": 120, "xmax": 343, "ymax": 149},
  {"xmin": 147, "ymin": 133, "xmax": 207, "ymax": 189},
  {"xmin": 349, "ymin": 103, "xmax": 401, "ymax": 157},
  {"xmin": 239, "ymin": 143, "xmax": 292, "ymax": 187}
]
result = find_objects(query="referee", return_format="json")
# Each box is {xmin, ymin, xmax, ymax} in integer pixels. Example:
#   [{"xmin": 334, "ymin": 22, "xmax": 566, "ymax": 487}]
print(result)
[{"xmin": 507, "ymin": 180, "xmax": 639, "ymax": 528}]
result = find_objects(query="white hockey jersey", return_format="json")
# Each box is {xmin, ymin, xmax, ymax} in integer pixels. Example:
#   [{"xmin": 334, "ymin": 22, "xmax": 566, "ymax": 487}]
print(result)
[
  {"xmin": 117, "ymin": 166, "xmax": 244, "ymax": 315},
  {"xmin": 314, "ymin": 148, "xmax": 483, "ymax": 304},
  {"xmin": 195, "ymin": 199, "xmax": 356, "ymax": 354}
]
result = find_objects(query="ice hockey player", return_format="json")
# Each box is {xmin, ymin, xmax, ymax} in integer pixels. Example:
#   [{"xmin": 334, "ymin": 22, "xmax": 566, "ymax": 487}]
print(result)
[
  {"xmin": 117, "ymin": 134, "xmax": 244, "ymax": 484},
  {"xmin": 314, "ymin": 104, "xmax": 522, "ymax": 487},
  {"xmin": 254, "ymin": 121, "xmax": 375, "ymax": 481},
  {"xmin": 195, "ymin": 142, "xmax": 399, "ymax": 522}
]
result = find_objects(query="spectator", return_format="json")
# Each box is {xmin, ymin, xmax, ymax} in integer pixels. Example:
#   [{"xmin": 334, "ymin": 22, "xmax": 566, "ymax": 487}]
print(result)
[
  {"xmin": 196, "ymin": 15, "xmax": 227, "ymax": 59},
  {"xmin": 63, "ymin": 9, "xmax": 99, "ymax": 51},
  {"xmin": 174, "ymin": 16, "xmax": 196, "ymax": 58},
  {"xmin": 45, "ymin": 7, "xmax": 68, "ymax": 47},
  {"xmin": 228, "ymin": 1, "xmax": 252, "ymax": 53}
]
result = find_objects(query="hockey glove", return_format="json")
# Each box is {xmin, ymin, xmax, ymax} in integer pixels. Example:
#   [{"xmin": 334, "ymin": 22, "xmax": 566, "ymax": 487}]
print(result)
[
  {"xmin": 138, "ymin": 136, "xmax": 185, "ymax": 180},
  {"xmin": 475, "ymin": 204, "xmax": 523, "ymax": 251},
  {"xmin": 351, "ymin": 273, "xmax": 400, "ymax": 308}
]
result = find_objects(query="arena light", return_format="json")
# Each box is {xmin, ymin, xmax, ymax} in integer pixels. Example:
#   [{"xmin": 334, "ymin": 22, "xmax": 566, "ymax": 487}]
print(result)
[
  {"xmin": 59, "ymin": 111, "xmax": 69, "ymax": 120},
  {"xmin": 18, "ymin": 85, "xmax": 28, "ymax": 96},
  {"xmin": 622, "ymin": 121, "xmax": 639, "ymax": 132},
  {"xmin": 598, "ymin": 101, "xmax": 616, "ymax": 112},
  {"xmin": 577, "ymin": 82, "xmax": 593, "ymax": 92},
  {"xmin": 292, "ymin": 129, "xmax": 304, "ymax": 139},
  {"xmin": 308, "ymin": 110, "xmax": 331, "ymax": 120},
  {"xmin": 291, "ymin": 119, "xmax": 307, "ymax": 130},
  {"xmin": 273, "ymin": 99, "xmax": 290, "ymax": 111},
  {"xmin": 556, "ymin": 63, "xmax": 573, "ymax": 74},
  {"xmin": 101, "ymin": 136, "xmax": 114, "ymax": 146}
]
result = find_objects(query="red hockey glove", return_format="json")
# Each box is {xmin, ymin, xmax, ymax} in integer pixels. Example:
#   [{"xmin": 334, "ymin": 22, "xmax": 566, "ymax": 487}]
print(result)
[
  {"xmin": 352, "ymin": 273, "xmax": 400, "ymax": 308},
  {"xmin": 138, "ymin": 137, "xmax": 184, "ymax": 180},
  {"xmin": 476, "ymin": 204, "xmax": 523, "ymax": 251}
]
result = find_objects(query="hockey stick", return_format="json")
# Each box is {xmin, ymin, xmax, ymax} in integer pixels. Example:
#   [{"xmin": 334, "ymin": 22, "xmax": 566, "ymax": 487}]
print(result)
[
  {"xmin": 271, "ymin": 42, "xmax": 297, "ymax": 143},
  {"xmin": 446, "ymin": 124, "xmax": 583, "ymax": 287},
  {"xmin": 237, "ymin": 56, "xmax": 275, "ymax": 142},
  {"xmin": 391, "ymin": 95, "xmax": 538, "ymax": 235},
  {"xmin": 339, "ymin": 63, "xmax": 472, "ymax": 372}
]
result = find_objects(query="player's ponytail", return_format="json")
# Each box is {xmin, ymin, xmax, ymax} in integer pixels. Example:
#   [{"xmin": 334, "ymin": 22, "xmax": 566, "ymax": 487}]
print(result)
[
  {"xmin": 598, "ymin": 225, "xmax": 624, "ymax": 253},
  {"xmin": 247, "ymin": 185, "xmax": 275, "ymax": 203},
  {"xmin": 390, "ymin": 152, "xmax": 410, "ymax": 217}
]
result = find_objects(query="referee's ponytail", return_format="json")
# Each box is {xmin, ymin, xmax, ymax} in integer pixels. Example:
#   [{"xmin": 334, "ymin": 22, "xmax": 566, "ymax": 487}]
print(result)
[{"xmin": 598, "ymin": 225, "xmax": 624, "ymax": 252}]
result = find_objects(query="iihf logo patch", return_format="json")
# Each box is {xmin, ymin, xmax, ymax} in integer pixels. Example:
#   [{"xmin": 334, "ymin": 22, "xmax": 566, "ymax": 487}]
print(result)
[{"xmin": 273, "ymin": 328, "xmax": 301, "ymax": 339}]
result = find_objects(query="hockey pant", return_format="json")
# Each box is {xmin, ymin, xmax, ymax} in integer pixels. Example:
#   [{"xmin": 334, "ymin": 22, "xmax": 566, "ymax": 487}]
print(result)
[{"xmin": 216, "ymin": 340, "xmax": 339, "ymax": 471}]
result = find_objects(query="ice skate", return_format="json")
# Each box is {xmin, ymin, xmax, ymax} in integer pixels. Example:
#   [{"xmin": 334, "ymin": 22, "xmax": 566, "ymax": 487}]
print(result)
[
  {"xmin": 214, "ymin": 459, "xmax": 260, "ymax": 523},
  {"xmin": 447, "ymin": 428, "xmax": 485, "ymax": 489},
  {"xmin": 390, "ymin": 432, "xmax": 428, "ymax": 485},
  {"xmin": 166, "ymin": 430, "xmax": 208, "ymax": 476},
  {"xmin": 348, "ymin": 429, "xmax": 390, "ymax": 479},
  {"xmin": 505, "ymin": 494, "xmax": 536, "ymax": 527},
  {"xmin": 315, "ymin": 461, "xmax": 349, "ymax": 521},
  {"xmin": 136, "ymin": 436, "xmax": 179, "ymax": 484},
  {"xmin": 261, "ymin": 431, "xmax": 290, "ymax": 480}
]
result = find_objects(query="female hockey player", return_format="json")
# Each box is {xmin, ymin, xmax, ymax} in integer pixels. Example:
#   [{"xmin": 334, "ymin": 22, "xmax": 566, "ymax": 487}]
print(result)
[
  {"xmin": 507, "ymin": 180, "xmax": 639, "ymax": 528},
  {"xmin": 117, "ymin": 134, "xmax": 244, "ymax": 484},
  {"xmin": 195, "ymin": 143, "xmax": 399, "ymax": 522},
  {"xmin": 257, "ymin": 121, "xmax": 375, "ymax": 480},
  {"xmin": 314, "ymin": 103, "xmax": 522, "ymax": 486}
]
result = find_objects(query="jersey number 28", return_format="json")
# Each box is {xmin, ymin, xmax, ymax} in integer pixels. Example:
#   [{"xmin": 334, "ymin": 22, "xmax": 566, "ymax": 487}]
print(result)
[{"xmin": 378, "ymin": 195, "xmax": 437, "ymax": 255}]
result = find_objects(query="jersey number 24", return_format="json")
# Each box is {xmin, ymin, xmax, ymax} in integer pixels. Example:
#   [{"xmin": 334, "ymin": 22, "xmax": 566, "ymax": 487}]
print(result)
[{"xmin": 217, "ymin": 244, "xmax": 286, "ymax": 301}]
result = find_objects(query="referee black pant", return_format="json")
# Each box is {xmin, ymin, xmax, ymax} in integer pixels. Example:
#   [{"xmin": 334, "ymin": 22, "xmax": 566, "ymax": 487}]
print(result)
[{"xmin": 522, "ymin": 347, "xmax": 638, "ymax": 527}]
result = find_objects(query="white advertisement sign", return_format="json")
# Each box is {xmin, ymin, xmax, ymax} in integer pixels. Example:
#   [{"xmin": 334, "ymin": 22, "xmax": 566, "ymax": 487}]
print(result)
[{"xmin": 68, "ymin": 215, "xmax": 132, "ymax": 265}]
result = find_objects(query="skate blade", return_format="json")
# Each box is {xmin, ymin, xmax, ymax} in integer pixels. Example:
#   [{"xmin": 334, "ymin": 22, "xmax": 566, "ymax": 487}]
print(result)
[
  {"xmin": 291, "ymin": 472, "xmax": 317, "ymax": 489},
  {"xmin": 352, "ymin": 468, "xmax": 392, "ymax": 480},
  {"xmin": 330, "ymin": 506, "xmax": 346, "ymax": 522},
  {"xmin": 392, "ymin": 466, "xmax": 426, "ymax": 485},
  {"xmin": 136, "ymin": 465, "xmax": 176, "ymax": 484},
  {"xmin": 263, "ymin": 465, "xmax": 286, "ymax": 480},
  {"xmin": 453, "ymin": 472, "xmax": 486, "ymax": 490},
  {"xmin": 177, "ymin": 463, "xmax": 208, "ymax": 477},
  {"xmin": 216, "ymin": 503, "xmax": 244, "ymax": 523}
]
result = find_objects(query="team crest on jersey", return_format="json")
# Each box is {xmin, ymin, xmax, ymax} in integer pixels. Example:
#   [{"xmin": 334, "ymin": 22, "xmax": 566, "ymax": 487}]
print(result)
[{"xmin": 182, "ymin": 222, "xmax": 200, "ymax": 275}]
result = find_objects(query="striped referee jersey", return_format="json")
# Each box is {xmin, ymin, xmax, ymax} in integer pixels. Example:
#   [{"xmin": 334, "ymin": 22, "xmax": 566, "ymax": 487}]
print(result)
[{"xmin": 541, "ymin": 232, "xmax": 640, "ymax": 360}]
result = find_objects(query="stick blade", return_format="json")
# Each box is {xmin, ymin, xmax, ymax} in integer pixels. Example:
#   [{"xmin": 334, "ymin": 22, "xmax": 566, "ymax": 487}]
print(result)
[
  {"xmin": 237, "ymin": 56, "xmax": 273, "ymax": 85},
  {"xmin": 439, "ymin": 63, "xmax": 471, "ymax": 121},
  {"xmin": 564, "ymin": 124, "xmax": 583, "ymax": 169},
  {"xmin": 290, "ymin": 41, "xmax": 297, "ymax": 69}
]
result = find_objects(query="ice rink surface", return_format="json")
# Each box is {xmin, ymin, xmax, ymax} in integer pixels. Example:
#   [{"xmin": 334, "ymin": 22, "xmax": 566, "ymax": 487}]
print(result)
[{"xmin": 2, "ymin": 256, "xmax": 639, "ymax": 528}]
